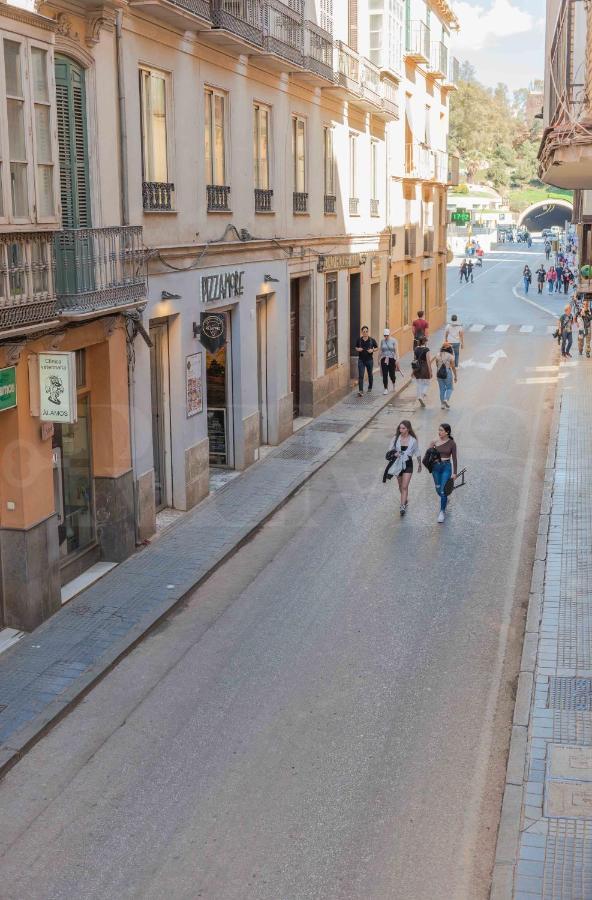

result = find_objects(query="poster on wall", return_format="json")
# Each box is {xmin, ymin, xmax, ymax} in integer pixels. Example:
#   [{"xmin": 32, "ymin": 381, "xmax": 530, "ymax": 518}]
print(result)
[
  {"xmin": 38, "ymin": 352, "xmax": 77, "ymax": 423},
  {"xmin": 186, "ymin": 352, "xmax": 203, "ymax": 417}
]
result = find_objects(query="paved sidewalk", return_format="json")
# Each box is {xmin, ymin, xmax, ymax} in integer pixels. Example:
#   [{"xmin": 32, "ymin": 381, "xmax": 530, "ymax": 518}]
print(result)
[
  {"xmin": 0, "ymin": 361, "xmax": 414, "ymax": 776},
  {"xmin": 492, "ymin": 357, "xmax": 592, "ymax": 899}
]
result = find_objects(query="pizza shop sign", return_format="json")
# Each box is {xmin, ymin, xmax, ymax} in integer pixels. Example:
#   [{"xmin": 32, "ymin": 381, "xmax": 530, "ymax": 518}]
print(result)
[{"xmin": 201, "ymin": 269, "xmax": 245, "ymax": 303}]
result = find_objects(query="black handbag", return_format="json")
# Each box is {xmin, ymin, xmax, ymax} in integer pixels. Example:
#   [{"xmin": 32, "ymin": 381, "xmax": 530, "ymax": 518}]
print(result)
[{"xmin": 422, "ymin": 447, "xmax": 441, "ymax": 473}]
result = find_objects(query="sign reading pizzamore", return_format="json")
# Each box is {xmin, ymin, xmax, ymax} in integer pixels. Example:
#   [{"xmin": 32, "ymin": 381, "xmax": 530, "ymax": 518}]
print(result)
[
  {"xmin": 201, "ymin": 270, "xmax": 245, "ymax": 303},
  {"xmin": 317, "ymin": 253, "xmax": 366, "ymax": 273}
]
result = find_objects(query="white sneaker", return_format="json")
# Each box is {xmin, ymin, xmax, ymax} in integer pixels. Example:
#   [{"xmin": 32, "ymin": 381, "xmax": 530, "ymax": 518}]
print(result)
[
  {"xmin": 437, "ymin": 511, "xmax": 445, "ymax": 523},
  {"xmin": 383, "ymin": 388, "xmax": 389, "ymax": 395}
]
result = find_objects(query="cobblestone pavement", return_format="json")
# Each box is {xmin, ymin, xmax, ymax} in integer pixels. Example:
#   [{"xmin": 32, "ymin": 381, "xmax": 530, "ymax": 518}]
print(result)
[
  {"xmin": 493, "ymin": 357, "xmax": 592, "ymax": 899},
  {"xmin": 0, "ymin": 365, "xmax": 412, "ymax": 776}
]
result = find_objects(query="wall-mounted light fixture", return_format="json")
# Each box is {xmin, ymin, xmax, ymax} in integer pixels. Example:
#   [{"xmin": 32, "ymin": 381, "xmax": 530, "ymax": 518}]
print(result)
[
  {"xmin": 264, "ymin": 274, "xmax": 279, "ymax": 283},
  {"xmin": 192, "ymin": 322, "xmax": 200, "ymax": 338},
  {"xmin": 161, "ymin": 290, "xmax": 181, "ymax": 301}
]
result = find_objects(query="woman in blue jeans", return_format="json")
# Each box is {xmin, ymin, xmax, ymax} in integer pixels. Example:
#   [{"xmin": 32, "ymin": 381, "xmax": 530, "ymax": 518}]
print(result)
[
  {"xmin": 429, "ymin": 423, "xmax": 458, "ymax": 523},
  {"xmin": 434, "ymin": 342, "xmax": 457, "ymax": 409}
]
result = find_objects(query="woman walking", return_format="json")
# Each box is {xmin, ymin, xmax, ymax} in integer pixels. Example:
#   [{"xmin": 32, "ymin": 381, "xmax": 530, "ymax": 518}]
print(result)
[
  {"xmin": 379, "ymin": 328, "xmax": 400, "ymax": 395},
  {"xmin": 547, "ymin": 266, "xmax": 557, "ymax": 294},
  {"xmin": 412, "ymin": 336, "xmax": 432, "ymax": 408},
  {"xmin": 434, "ymin": 342, "xmax": 457, "ymax": 409},
  {"xmin": 429, "ymin": 423, "xmax": 458, "ymax": 524},
  {"xmin": 523, "ymin": 265, "xmax": 532, "ymax": 294},
  {"xmin": 386, "ymin": 420, "xmax": 422, "ymax": 516}
]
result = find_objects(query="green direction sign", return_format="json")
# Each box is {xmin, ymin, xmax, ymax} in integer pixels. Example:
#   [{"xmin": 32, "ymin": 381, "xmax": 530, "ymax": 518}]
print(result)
[
  {"xmin": 451, "ymin": 209, "xmax": 471, "ymax": 223},
  {"xmin": 0, "ymin": 366, "xmax": 16, "ymax": 412}
]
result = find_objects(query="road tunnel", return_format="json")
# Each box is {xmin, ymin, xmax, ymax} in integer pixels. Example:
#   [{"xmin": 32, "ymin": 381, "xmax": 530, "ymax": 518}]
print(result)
[{"xmin": 518, "ymin": 199, "xmax": 573, "ymax": 232}]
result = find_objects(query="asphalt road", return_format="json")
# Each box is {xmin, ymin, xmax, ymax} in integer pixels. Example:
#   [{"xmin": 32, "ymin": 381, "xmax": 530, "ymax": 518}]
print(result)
[{"xmin": 0, "ymin": 244, "xmax": 558, "ymax": 900}]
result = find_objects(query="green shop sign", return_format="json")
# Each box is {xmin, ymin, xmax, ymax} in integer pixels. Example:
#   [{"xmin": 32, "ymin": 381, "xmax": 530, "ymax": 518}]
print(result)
[
  {"xmin": 451, "ymin": 209, "xmax": 471, "ymax": 223},
  {"xmin": 0, "ymin": 366, "xmax": 17, "ymax": 412}
]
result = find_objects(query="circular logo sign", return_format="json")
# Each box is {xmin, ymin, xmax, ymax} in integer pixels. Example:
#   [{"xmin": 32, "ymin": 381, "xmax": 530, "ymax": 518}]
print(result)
[{"xmin": 202, "ymin": 315, "xmax": 224, "ymax": 339}]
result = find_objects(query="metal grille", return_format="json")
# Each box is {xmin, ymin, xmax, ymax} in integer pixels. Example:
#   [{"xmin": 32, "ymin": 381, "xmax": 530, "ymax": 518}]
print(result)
[
  {"xmin": 255, "ymin": 188, "xmax": 273, "ymax": 212},
  {"xmin": 293, "ymin": 191, "xmax": 308, "ymax": 213},
  {"xmin": 309, "ymin": 421, "xmax": 353, "ymax": 433},
  {"xmin": 543, "ymin": 819, "xmax": 592, "ymax": 899},
  {"xmin": 370, "ymin": 198, "xmax": 379, "ymax": 216},
  {"xmin": 349, "ymin": 197, "xmax": 359, "ymax": 216},
  {"xmin": 207, "ymin": 185, "xmax": 231, "ymax": 211},
  {"xmin": 324, "ymin": 194, "xmax": 336, "ymax": 214},
  {"xmin": 275, "ymin": 443, "xmax": 322, "ymax": 460},
  {"xmin": 212, "ymin": 0, "xmax": 263, "ymax": 43},
  {"xmin": 142, "ymin": 181, "xmax": 174, "ymax": 211},
  {"xmin": 548, "ymin": 677, "xmax": 592, "ymax": 710}
]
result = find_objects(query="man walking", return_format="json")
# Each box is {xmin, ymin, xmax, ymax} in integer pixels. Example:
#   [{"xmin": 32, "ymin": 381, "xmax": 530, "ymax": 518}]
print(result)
[
  {"xmin": 355, "ymin": 326, "xmax": 378, "ymax": 396},
  {"xmin": 555, "ymin": 261, "xmax": 564, "ymax": 293},
  {"xmin": 412, "ymin": 310, "xmax": 429, "ymax": 349},
  {"xmin": 445, "ymin": 314, "xmax": 464, "ymax": 367},
  {"xmin": 467, "ymin": 259, "xmax": 474, "ymax": 283},
  {"xmin": 536, "ymin": 264, "xmax": 546, "ymax": 294},
  {"xmin": 559, "ymin": 304, "xmax": 574, "ymax": 358},
  {"xmin": 459, "ymin": 260, "xmax": 467, "ymax": 283}
]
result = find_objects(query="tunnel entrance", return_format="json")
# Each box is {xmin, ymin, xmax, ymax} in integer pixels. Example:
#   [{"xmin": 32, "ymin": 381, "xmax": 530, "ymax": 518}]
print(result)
[{"xmin": 519, "ymin": 199, "xmax": 573, "ymax": 232}]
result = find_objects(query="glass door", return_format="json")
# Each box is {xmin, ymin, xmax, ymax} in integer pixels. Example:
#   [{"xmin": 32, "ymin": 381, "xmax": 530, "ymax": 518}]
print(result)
[{"xmin": 52, "ymin": 394, "xmax": 93, "ymax": 559}]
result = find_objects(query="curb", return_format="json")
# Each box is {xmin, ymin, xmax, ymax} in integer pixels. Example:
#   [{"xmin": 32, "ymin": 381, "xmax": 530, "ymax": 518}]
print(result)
[
  {"xmin": 0, "ymin": 373, "xmax": 412, "ymax": 780},
  {"xmin": 490, "ymin": 380, "xmax": 562, "ymax": 900}
]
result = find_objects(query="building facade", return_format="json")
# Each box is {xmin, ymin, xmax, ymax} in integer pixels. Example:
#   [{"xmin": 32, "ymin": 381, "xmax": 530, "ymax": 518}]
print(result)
[{"xmin": 0, "ymin": 0, "xmax": 459, "ymax": 630}]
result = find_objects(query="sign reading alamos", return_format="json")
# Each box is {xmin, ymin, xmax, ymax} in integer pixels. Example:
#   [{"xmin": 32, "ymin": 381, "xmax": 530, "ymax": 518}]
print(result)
[
  {"xmin": 199, "ymin": 312, "xmax": 226, "ymax": 354},
  {"xmin": 38, "ymin": 352, "xmax": 77, "ymax": 424},
  {"xmin": 0, "ymin": 366, "xmax": 17, "ymax": 412},
  {"xmin": 317, "ymin": 253, "xmax": 366, "ymax": 273},
  {"xmin": 201, "ymin": 270, "xmax": 245, "ymax": 303}
]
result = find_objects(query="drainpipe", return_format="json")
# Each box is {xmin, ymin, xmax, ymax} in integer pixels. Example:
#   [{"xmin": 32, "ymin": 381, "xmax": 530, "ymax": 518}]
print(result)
[
  {"xmin": 385, "ymin": 127, "xmax": 391, "ymax": 327},
  {"xmin": 115, "ymin": 10, "xmax": 129, "ymax": 225}
]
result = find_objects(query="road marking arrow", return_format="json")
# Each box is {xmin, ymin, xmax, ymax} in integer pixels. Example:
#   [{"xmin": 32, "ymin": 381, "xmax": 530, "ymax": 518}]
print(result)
[{"xmin": 460, "ymin": 349, "xmax": 508, "ymax": 371}]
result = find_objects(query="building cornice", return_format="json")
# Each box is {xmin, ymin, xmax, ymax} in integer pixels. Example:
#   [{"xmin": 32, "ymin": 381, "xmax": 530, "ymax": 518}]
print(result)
[
  {"xmin": 428, "ymin": 0, "xmax": 459, "ymax": 30},
  {"xmin": 0, "ymin": 3, "xmax": 57, "ymax": 34}
]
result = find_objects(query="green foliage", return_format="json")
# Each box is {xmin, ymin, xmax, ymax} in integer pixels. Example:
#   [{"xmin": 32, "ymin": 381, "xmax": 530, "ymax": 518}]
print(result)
[
  {"xmin": 508, "ymin": 185, "xmax": 573, "ymax": 212},
  {"xmin": 454, "ymin": 182, "xmax": 470, "ymax": 194}
]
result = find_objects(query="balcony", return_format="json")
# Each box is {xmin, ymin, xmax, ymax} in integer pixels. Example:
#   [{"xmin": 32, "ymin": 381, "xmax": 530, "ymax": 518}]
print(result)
[
  {"xmin": 538, "ymin": 0, "xmax": 592, "ymax": 188},
  {"xmin": 404, "ymin": 226, "xmax": 417, "ymax": 259},
  {"xmin": 54, "ymin": 226, "xmax": 147, "ymax": 316},
  {"xmin": 324, "ymin": 194, "xmax": 336, "ymax": 214},
  {"xmin": 143, "ymin": 181, "xmax": 175, "ymax": 211},
  {"xmin": 442, "ymin": 56, "xmax": 460, "ymax": 93},
  {"xmin": 405, "ymin": 143, "xmax": 435, "ymax": 180},
  {"xmin": 434, "ymin": 150, "xmax": 449, "ymax": 183},
  {"xmin": 349, "ymin": 197, "xmax": 359, "ymax": 216},
  {"xmin": 261, "ymin": 0, "xmax": 304, "ymax": 69},
  {"xmin": 370, "ymin": 198, "xmax": 379, "ymax": 217},
  {"xmin": 254, "ymin": 188, "xmax": 273, "ymax": 212},
  {"xmin": 0, "ymin": 233, "xmax": 56, "ymax": 335},
  {"xmin": 430, "ymin": 41, "xmax": 448, "ymax": 79},
  {"xmin": 297, "ymin": 21, "xmax": 333, "ymax": 84},
  {"xmin": 380, "ymin": 76, "xmax": 400, "ymax": 120},
  {"xmin": 209, "ymin": 0, "xmax": 264, "ymax": 51},
  {"xmin": 423, "ymin": 228, "xmax": 434, "ymax": 256},
  {"xmin": 129, "ymin": 0, "xmax": 212, "ymax": 33},
  {"xmin": 207, "ymin": 184, "xmax": 231, "ymax": 211},
  {"xmin": 293, "ymin": 191, "xmax": 308, "ymax": 213},
  {"xmin": 405, "ymin": 21, "xmax": 430, "ymax": 64},
  {"xmin": 327, "ymin": 41, "xmax": 361, "ymax": 99},
  {"xmin": 357, "ymin": 58, "xmax": 382, "ymax": 110}
]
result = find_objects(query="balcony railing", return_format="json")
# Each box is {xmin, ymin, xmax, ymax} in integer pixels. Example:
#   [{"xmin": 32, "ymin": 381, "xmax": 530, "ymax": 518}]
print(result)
[
  {"xmin": 405, "ymin": 21, "xmax": 430, "ymax": 63},
  {"xmin": 143, "ymin": 181, "xmax": 175, "ymax": 211},
  {"xmin": 303, "ymin": 20, "xmax": 333, "ymax": 81},
  {"xmin": 423, "ymin": 228, "xmax": 434, "ymax": 255},
  {"xmin": 334, "ymin": 41, "xmax": 360, "ymax": 93},
  {"xmin": 405, "ymin": 143, "xmax": 435, "ymax": 180},
  {"xmin": 370, "ymin": 198, "xmax": 379, "ymax": 217},
  {"xmin": 254, "ymin": 187, "xmax": 273, "ymax": 211},
  {"xmin": 0, "ymin": 233, "xmax": 56, "ymax": 333},
  {"xmin": 207, "ymin": 184, "xmax": 231, "ymax": 211},
  {"xmin": 324, "ymin": 194, "xmax": 336, "ymax": 214},
  {"xmin": 349, "ymin": 197, "xmax": 359, "ymax": 216},
  {"xmin": 430, "ymin": 41, "xmax": 448, "ymax": 78},
  {"xmin": 381, "ymin": 77, "xmax": 400, "ymax": 119},
  {"xmin": 360, "ymin": 58, "xmax": 382, "ymax": 108},
  {"xmin": 448, "ymin": 153, "xmax": 460, "ymax": 186},
  {"xmin": 548, "ymin": 0, "xmax": 587, "ymax": 129},
  {"xmin": 434, "ymin": 149, "xmax": 449, "ymax": 183},
  {"xmin": 54, "ymin": 226, "xmax": 146, "ymax": 313},
  {"xmin": 212, "ymin": 0, "xmax": 264, "ymax": 46},
  {"xmin": 444, "ymin": 56, "xmax": 460, "ymax": 87},
  {"xmin": 293, "ymin": 191, "xmax": 308, "ymax": 212},
  {"xmin": 404, "ymin": 226, "xmax": 417, "ymax": 259},
  {"xmin": 263, "ymin": 0, "xmax": 304, "ymax": 66}
]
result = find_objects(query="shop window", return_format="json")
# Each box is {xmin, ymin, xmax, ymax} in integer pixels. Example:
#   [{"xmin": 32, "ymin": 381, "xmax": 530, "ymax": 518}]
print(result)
[
  {"xmin": 326, "ymin": 272, "xmax": 338, "ymax": 367},
  {"xmin": 53, "ymin": 394, "xmax": 94, "ymax": 559}
]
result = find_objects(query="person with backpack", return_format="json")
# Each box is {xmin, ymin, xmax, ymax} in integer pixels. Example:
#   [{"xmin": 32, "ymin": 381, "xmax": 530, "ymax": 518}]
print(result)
[
  {"xmin": 536, "ymin": 265, "xmax": 546, "ymax": 294},
  {"xmin": 559, "ymin": 304, "xmax": 574, "ymax": 358},
  {"xmin": 547, "ymin": 266, "xmax": 557, "ymax": 294},
  {"xmin": 412, "ymin": 336, "xmax": 432, "ymax": 407},
  {"xmin": 427, "ymin": 423, "xmax": 458, "ymax": 524},
  {"xmin": 412, "ymin": 310, "xmax": 429, "ymax": 349},
  {"xmin": 445, "ymin": 314, "xmax": 464, "ymax": 367},
  {"xmin": 379, "ymin": 328, "xmax": 400, "ymax": 394},
  {"xmin": 523, "ymin": 265, "xmax": 532, "ymax": 294},
  {"xmin": 434, "ymin": 342, "xmax": 457, "ymax": 410},
  {"xmin": 383, "ymin": 419, "xmax": 422, "ymax": 516}
]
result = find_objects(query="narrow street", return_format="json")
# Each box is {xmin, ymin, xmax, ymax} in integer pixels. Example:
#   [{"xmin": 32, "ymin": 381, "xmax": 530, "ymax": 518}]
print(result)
[{"xmin": 0, "ymin": 245, "xmax": 559, "ymax": 899}]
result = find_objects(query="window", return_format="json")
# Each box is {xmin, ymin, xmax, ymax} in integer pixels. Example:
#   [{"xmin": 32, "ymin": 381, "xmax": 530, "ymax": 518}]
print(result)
[
  {"xmin": 205, "ymin": 88, "xmax": 226, "ymax": 186},
  {"xmin": 325, "ymin": 273, "xmax": 338, "ymax": 367},
  {"xmin": 369, "ymin": 0, "xmax": 404, "ymax": 74},
  {"xmin": 403, "ymin": 273, "xmax": 411, "ymax": 325},
  {"xmin": 349, "ymin": 132, "xmax": 358, "ymax": 198},
  {"xmin": 324, "ymin": 126, "xmax": 335, "ymax": 196},
  {"xmin": 31, "ymin": 47, "xmax": 54, "ymax": 217},
  {"xmin": 425, "ymin": 105, "xmax": 431, "ymax": 146},
  {"xmin": 370, "ymin": 141, "xmax": 378, "ymax": 201},
  {"xmin": 253, "ymin": 103, "xmax": 270, "ymax": 190},
  {"xmin": 5, "ymin": 40, "xmax": 28, "ymax": 218},
  {"xmin": 140, "ymin": 67, "xmax": 169, "ymax": 184},
  {"xmin": 292, "ymin": 116, "xmax": 306, "ymax": 193}
]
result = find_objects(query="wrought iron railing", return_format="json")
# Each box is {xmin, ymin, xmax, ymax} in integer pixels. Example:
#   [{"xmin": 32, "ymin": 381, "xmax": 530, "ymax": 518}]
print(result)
[
  {"xmin": 0, "ymin": 233, "xmax": 56, "ymax": 332},
  {"xmin": 334, "ymin": 41, "xmax": 360, "ymax": 93},
  {"xmin": 370, "ymin": 198, "xmax": 379, "ymax": 217},
  {"xmin": 255, "ymin": 187, "xmax": 273, "ymax": 211},
  {"xmin": 434, "ymin": 149, "xmax": 449, "ymax": 183},
  {"xmin": 212, "ymin": 0, "xmax": 264, "ymax": 44},
  {"xmin": 263, "ymin": 0, "xmax": 304, "ymax": 65},
  {"xmin": 430, "ymin": 41, "xmax": 448, "ymax": 76},
  {"xmin": 548, "ymin": 0, "xmax": 587, "ymax": 127},
  {"xmin": 360, "ymin": 58, "xmax": 382, "ymax": 107},
  {"xmin": 406, "ymin": 21, "xmax": 430, "ymax": 61},
  {"xmin": 142, "ymin": 181, "xmax": 175, "ymax": 211},
  {"xmin": 293, "ymin": 191, "xmax": 308, "ymax": 212},
  {"xmin": 381, "ymin": 77, "xmax": 399, "ymax": 118},
  {"xmin": 207, "ymin": 184, "xmax": 231, "ymax": 211},
  {"xmin": 349, "ymin": 197, "xmax": 359, "ymax": 216},
  {"xmin": 170, "ymin": 0, "xmax": 212, "ymax": 18},
  {"xmin": 324, "ymin": 194, "xmax": 336, "ymax": 214},
  {"xmin": 447, "ymin": 56, "xmax": 460, "ymax": 85},
  {"xmin": 448, "ymin": 153, "xmax": 460, "ymax": 186},
  {"xmin": 54, "ymin": 226, "xmax": 146, "ymax": 312},
  {"xmin": 405, "ymin": 142, "xmax": 435, "ymax": 180},
  {"xmin": 404, "ymin": 226, "xmax": 417, "ymax": 258},
  {"xmin": 303, "ymin": 20, "xmax": 333, "ymax": 80}
]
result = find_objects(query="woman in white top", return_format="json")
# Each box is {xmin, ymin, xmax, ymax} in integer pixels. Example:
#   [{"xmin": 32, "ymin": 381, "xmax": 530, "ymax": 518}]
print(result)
[
  {"xmin": 386, "ymin": 419, "xmax": 422, "ymax": 516},
  {"xmin": 434, "ymin": 342, "xmax": 457, "ymax": 410},
  {"xmin": 444, "ymin": 315, "xmax": 464, "ymax": 367}
]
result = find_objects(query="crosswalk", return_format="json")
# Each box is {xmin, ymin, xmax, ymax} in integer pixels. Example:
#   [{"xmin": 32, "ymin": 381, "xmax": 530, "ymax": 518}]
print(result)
[{"xmin": 462, "ymin": 323, "xmax": 558, "ymax": 336}]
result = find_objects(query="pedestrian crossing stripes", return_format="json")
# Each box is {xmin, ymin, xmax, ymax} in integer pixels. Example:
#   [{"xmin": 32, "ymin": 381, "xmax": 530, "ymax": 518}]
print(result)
[
  {"xmin": 464, "ymin": 323, "xmax": 559, "ymax": 337},
  {"xmin": 519, "ymin": 325, "xmax": 534, "ymax": 333},
  {"xmin": 469, "ymin": 324, "xmax": 485, "ymax": 332},
  {"xmin": 494, "ymin": 324, "xmax": 510, "ymax": 332}
]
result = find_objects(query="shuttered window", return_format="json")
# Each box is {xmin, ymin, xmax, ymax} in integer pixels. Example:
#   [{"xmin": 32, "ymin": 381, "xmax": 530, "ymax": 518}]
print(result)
[
  {"xmin": 320, "ymin": 0, "xmax": 333, "ymax": 33},
  {"xmin": 55, "ymin": 56, "xmax": 90, "ymax": 229},
  {"xmin": 253, "ymin": 103, "xmax": 270, "ymax": 191},
  {"xmin": 140, "ymin": 67, "xmax": 169, "ymax": 184},
  {"xmin": 205, "ymin": 88, "xmax": 226, "ymax": 186},
  {"xmin": 292, "ymin": 116, "xmax": 306, "ymax": 193},
  {"xmin": 348, "ymin": 0, "xmax": 358, "ymax": 50},
  {"xmin": 5, "ymin": 41, "xmax": 28, "ymax": 218},
  {"xmin": 324, "ymin": 126, "xmax": 335, "ymax": 196}
]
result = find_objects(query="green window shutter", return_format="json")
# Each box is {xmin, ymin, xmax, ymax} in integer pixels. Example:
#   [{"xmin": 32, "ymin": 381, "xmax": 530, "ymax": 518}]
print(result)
[{"xmin": 55, "ymin": 56, "xmax": 91, "ymax": 229}]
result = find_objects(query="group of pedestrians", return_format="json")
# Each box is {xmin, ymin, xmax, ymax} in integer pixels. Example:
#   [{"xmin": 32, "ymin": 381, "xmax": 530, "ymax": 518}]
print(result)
[
  {"xmin": 557, "ymin": 299, "xmax": 592, "ymax": 359},
  {"xmin": 459, "ymin": 259, "xmax": 474, "ymax": 283}
]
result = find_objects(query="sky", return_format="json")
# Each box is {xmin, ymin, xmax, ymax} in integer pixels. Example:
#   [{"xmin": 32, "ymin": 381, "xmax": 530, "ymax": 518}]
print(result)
[{"xmin": 450, "ymin": 0, "xmax": 544, "ymax": 91}]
